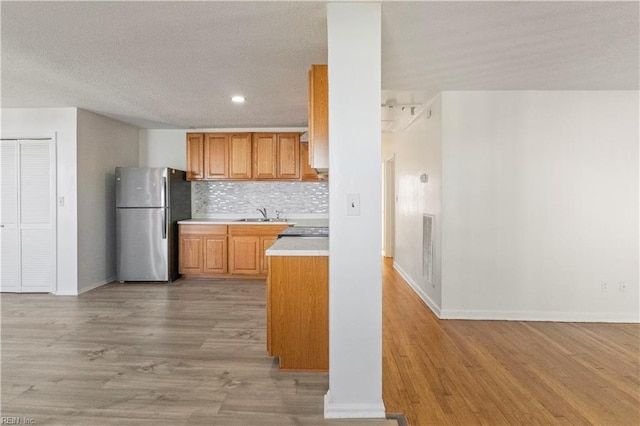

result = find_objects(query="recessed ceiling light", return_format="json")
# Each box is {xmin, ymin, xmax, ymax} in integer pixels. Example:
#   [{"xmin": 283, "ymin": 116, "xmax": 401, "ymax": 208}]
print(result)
[{"xmin": 231, "ymin": 95, "xmax": 246, "ymax": 103}]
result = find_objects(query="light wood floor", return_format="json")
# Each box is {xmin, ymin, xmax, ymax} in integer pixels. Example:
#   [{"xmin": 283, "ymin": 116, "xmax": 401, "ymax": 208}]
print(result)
[
  {"xmin": 3, "ymin": 262, "xmax": 638, "ymax": 425},
  {"xmin": 1, "ymin": 280, "xmax": 396, "ymax": 426},
  {"xmin": 382, "ymin": 257, "xmax": 640, "ymax": 425}
]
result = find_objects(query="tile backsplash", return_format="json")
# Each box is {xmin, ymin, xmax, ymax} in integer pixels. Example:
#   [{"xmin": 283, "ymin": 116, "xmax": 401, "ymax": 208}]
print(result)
[{"xmin": 192, "ymin": 181, "xmax": 328, "ymax": 217}]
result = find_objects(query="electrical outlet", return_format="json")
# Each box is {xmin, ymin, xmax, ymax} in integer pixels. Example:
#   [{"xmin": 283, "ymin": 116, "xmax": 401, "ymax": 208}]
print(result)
[
  {"xmin": 601, "ymin": 282, "xmax": 608, "ymax": 292},
  {"xmin": 619, "ymin": 281, "xmax": 627, "ymax": 292}
]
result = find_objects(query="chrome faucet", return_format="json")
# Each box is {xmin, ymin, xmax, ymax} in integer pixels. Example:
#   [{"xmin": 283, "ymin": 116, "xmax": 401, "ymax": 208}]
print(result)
[{"xmin": 257, "ymin": 207, "xmax": 268, "ymax": 219}]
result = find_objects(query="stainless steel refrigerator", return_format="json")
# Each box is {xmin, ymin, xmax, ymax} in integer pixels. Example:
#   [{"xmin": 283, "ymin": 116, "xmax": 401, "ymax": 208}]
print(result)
[{"xmin": 115, "ymin": 167, "xmax": 191, "ymax": 282}]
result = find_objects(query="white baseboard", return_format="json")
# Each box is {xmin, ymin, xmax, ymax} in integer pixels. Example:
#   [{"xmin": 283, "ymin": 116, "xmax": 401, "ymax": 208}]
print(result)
[
  {"xmin": 78, "ymin": 276, "xmax": 115, "ymax": 295},
  {"xmin": 324, "ymin": 392, "xmax": 386, "ymax": 419},
  {"xmin": 440, "ymin": 309, "xmax": 640, "ymax": 323},
  {"xmin": 391, "ymin": 263, "xmax": 638, "ymax": 323},
  {"xmin": 393, "ymin": 262, "xmax": 441, "ymax": 318},
  {"xmin": 54, "ymin": 290, "xmax": 78, "ymax": 296}
]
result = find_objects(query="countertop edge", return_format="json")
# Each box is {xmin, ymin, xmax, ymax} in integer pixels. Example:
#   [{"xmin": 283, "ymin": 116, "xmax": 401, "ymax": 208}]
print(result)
[{"xmin": 265, "ymin": 237, "xmax": 329, "ymax": 257}]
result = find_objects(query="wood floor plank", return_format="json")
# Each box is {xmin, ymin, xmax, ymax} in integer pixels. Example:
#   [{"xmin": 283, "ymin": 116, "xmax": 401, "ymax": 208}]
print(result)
[
  {"xmin": 381, "ymin": 257, "xmax": 640, "ymax": 425},
  {"xmin": 3, "ymin": 260, "xmax": 638, "ymax": 425},
  {"xmin": 1, "ymin": 280, "xmax": 395, "ymax": 425}
]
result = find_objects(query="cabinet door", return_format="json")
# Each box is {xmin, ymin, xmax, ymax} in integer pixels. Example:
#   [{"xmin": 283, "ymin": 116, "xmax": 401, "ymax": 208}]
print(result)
[
  {"xmin": 229, "ymin": 134, "xmax": 253, "ymax": 179},
  {"xmin": 253, "ymin": 133, "xmax": 277, "ymax": 179},
  {"xmin": 266, "ymin": 261, "xmax": 273, "ymax": 354},
  {"xmin": 179, "ymin": 235, "xmax": 203, "ymax": 274},
  {"xmin": 308, "ymin": 65, "xmax": 328, "ymax": 169},
  {"xmin": 204, "ymin": 235, "xmax": 227, "ymax": 274},
  {"xmin": 228, "ymin": 236, "xmax": 260, "ymax": 274},
  {"xmin": 186, "ymin": 133, "xmax": 204, "ymax": 180},
  {"xmin": 300, "ymin": 142, "xmax": 319, "ymax": 181},
  {"xmin": 204, "ymin": 134, "xmax": 229, "ymax": 179},
  {"xmin": 260, "ymin": 236, "xmax": 278, "ymax": 274},
  {"xmin": 277, "ymin": 134, "xmax": 300, "ymax": 179}
]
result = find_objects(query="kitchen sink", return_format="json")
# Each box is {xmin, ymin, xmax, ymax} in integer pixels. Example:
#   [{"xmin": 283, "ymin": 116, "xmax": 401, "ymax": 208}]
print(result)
[{"xmin": 235, "ymin": 218, "xmax": 287, "ymax": 222}]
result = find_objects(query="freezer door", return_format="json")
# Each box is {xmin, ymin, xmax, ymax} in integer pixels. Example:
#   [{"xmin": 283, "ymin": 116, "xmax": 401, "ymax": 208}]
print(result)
[
  {"xmin": 116, "ymin": 167, "xmax": 167, "ymax": 208},
  {"xmin": 117, "ymin": 208, "xmax": 168, "ymax": 281}
]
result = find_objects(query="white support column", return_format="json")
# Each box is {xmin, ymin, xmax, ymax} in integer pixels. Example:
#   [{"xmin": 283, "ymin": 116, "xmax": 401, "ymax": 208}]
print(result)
[{"xmin": 325, "ymin": 2, "xmax": 385, "ymax": 419}]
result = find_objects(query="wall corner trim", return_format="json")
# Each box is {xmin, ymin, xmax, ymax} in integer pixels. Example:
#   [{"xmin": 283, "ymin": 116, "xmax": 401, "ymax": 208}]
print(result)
[
  {"xmin": 78, "ymin": 276, "xmax": 115, "ymax": 295},
  {"xmin": 393, "ymin": 262, "xmax": 442, "ymax": 318},
  {"xmin": 323, "ymin": 392, "xmax": 386, "ymax": 419}
]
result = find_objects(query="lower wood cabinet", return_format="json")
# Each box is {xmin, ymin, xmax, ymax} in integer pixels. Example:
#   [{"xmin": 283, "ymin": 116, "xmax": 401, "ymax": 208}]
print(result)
[
  {"xmin": 228, "ymin": 225, "xmax": 290, "ymax": 276},
  {"xmin": 267, "ymin": 255, "xmax": 329, "ymax": 371},
  {"xmin": 203, "ymin": 235, "xmax": 227, "ymax": 274},
  {"xmin": 179, "ymin": 225, "xmax": 227, "ymax": 276},
  {"xmin": 260, "ymin": 236, "xmax": 278, "ymax": 274},
  {"xmin": 179, "ymin": 224, "xmax": 290, "ymax": 278},
  {"xmin": 228, "ymin": 236, "xmax": 260, "ymax": 275}
]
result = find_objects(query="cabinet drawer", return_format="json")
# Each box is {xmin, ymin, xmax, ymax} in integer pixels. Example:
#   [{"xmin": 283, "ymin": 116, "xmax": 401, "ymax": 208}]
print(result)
[
  {"xmin": 179, "ymin": 224, "xmax": 227, "ymax": 235},
  {"xmin": 228, "ymin": 225, "xmax": 290, "ymax": 236}
]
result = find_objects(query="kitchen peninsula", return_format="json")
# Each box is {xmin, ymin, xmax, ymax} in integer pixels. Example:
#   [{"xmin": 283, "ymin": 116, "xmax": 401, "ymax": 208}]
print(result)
[{"xmin": 265, "ymin": 236, "xmax": 329, "ymax": 371}]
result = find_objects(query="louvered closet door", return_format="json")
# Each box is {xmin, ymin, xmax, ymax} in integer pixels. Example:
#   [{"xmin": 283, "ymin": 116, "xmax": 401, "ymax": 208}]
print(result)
[
  {"xmin": 0, "ymin": 139, "xmax": 54, "ymax": 293},
  {"xmin": 19, "ymin": 140, "xmax": 54, "ymax": 292},
  {"xmin": 1, "ymin": 141, "xmax": 19, "ymax": 292}
]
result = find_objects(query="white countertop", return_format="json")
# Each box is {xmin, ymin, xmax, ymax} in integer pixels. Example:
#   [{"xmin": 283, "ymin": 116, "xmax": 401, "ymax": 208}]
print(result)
[
  {"xmin": 178, "ymin": 218, "xmax": 329, "ymax": 227},
  {"xmin": 265, "ymin": 237, "xmax": 328, "ymax": 256}
]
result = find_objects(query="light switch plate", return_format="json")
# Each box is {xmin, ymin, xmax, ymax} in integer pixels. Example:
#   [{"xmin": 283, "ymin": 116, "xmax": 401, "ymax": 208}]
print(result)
[{"xmin": 347, "ymin": 193, "xmax": 360, "ymax": 216}]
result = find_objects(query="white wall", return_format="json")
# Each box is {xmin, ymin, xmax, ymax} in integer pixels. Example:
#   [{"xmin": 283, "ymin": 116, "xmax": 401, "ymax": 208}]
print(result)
[
  {"xmin": 139, "ymin": 129, "xmax": 187, "ymax": 170},
  {"xmin": 326, "ymin": 2, "xmax": 385, "ymax": 419},
  {"xmin": 77, "ymin": 109, "xmax": 139, "ymax": 293},
  {"xmin": 440, "ymin": 91, "xmax": 639, "ymax": 322},
  {"xmin": 383, "ymin": 95, "xmax": 443, "ymax": 314},
  {"xmin": 1, "ymin": 108, "xmax": 79, "ymax": 295}
]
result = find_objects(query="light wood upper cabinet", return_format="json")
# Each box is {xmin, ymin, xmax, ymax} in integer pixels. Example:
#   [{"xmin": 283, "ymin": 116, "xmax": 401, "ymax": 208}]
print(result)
[
  {"xmin": 186, "ymin": 133, "xmax": 205, "ymax": 181},
  {"xmin": 187, "ymin": 132, "xmax": 301, "ymax": 181},
  {"xmin": 229, "ymin": 134, "xmax": 253, "ymax": 179},
  {"xmin": 253, "ymin": 133, "xmax": 278, "ymax": 179},
  {"xmin": 204, "ymin": 134, "xmax": 229, "ymax": 179},
  {"xmin": 277, "ymin": 134, "xmax": 300, "ymax": 179},
  {"xmin": 308, "ymin": 65, "xmax": 328, "ymax": 170},
  {"xmin": 253, "ymin": 133, "xmax": 300, "ymax": 180},
  {"xmin": 187, "ymin": 132, "xmax": 251, "ymax": 181}
]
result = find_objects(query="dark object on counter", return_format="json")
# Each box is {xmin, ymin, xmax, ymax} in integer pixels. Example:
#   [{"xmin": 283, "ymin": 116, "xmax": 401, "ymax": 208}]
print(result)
[{"xmin": 277, "ymin": 226, "xmax": 328, "ymax": 238}]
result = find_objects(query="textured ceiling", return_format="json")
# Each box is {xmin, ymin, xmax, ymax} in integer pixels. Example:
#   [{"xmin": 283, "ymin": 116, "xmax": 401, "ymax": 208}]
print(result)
[{"xmin": 2, "ymin": 1, "xmax": 638, "ymax": 129}]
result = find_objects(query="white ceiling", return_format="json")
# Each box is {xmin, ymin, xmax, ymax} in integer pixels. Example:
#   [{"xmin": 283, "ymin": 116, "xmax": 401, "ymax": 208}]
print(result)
[{"xmin": 2, "ymin": 1, "xmax": 638, "ymax": 129}]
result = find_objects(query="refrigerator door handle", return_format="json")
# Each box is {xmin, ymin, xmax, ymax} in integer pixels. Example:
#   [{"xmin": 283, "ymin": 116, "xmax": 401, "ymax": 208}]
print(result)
[
  {"xmin": 162, "ymin": 176, "xmax": 167, "ymax": 206},
  {"xmin": 162, "ymin": 209, "xmax": 168, "ymax": 239},
  {"xmin": 161, "ymin": 176, "xmax": 168, "ymax": 239}
]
